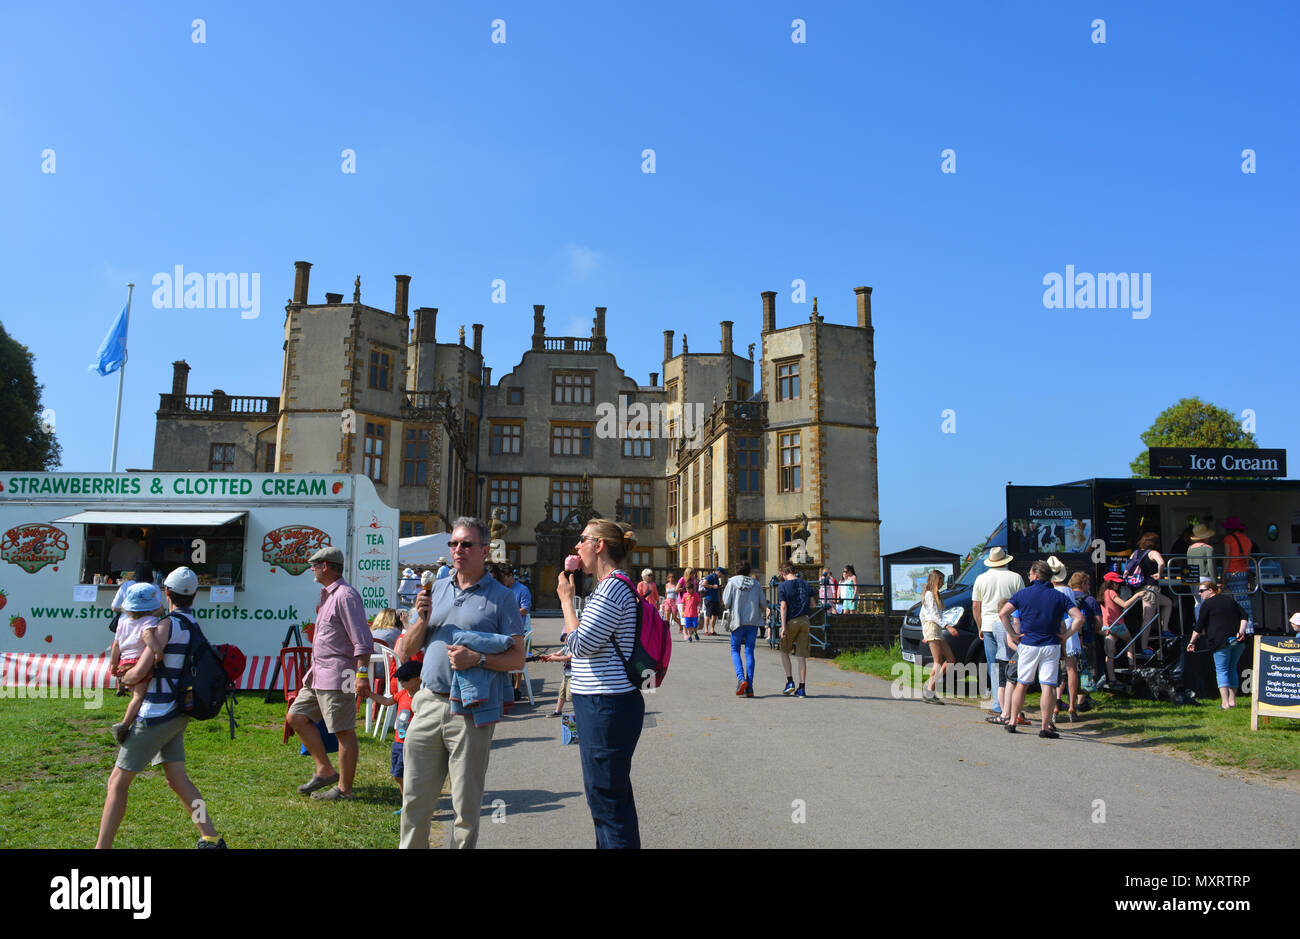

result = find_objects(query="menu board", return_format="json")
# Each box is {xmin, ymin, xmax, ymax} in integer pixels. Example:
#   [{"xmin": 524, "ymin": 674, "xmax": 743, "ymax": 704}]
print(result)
[{"xmin": 1250, "ymin": 636, "xmax": 1300, "ymax": 730}]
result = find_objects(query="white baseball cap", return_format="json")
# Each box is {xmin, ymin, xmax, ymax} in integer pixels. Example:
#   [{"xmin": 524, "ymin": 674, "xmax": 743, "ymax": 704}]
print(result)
[{"xmin": 164, "ymin": 566, "xmax": 199, "ymax": 593}]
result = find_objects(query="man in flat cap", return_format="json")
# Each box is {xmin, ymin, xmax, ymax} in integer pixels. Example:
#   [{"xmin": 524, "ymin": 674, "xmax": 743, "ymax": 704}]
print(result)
[{"xmin": 287, "ymin": 545, "xmax": 373, "ymax": 800}]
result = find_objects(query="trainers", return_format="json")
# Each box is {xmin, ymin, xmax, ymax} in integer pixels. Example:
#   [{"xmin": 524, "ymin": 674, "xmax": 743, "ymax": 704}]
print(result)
[
  {"xmin": 745, "ymin": 683, "xmax": 754, "ymax": 698},
  {"xmin": 311, "ymin": 786, "xmax": 355, "ymax": 801},
  {"xmin": 782, "ymin": 680, "xmax": 796, "ymax": 696},
  {"xmin": 297, "ymin": 772, "xmax": 340, "ymax": 795},
  {"xmin": 196, "ymin": 837, "xmax": 227, "ymax": 849},
  {"xmin": 736, "ymin": 680, "xmax": 748, "ymax": 696},
  {"xmin": 794, "ymin": 687, "xmax": 807, "ymax": 698},
  {"xmin": 111, "ymin": 722, "xmax": 130, "ymax": 745}
]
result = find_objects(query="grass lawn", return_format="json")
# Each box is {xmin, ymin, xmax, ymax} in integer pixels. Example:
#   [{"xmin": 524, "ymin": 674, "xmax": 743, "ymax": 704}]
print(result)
[
  {"xmin": 0, "ymin": 691, "xmax": 438, "ymax": 848},
  {"xmin": 836, "ymin": 643, "xmax": 1300, "ymax": 779}
]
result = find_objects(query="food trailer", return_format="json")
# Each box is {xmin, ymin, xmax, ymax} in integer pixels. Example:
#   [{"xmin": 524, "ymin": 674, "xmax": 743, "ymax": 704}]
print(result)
[
  {"xmin": 901, "ymin": 450, "xmax": 1300, "ymax": 676},
  {"xmin": 0, "ymin": 472, "xmax": 397, "ymax": 690}
]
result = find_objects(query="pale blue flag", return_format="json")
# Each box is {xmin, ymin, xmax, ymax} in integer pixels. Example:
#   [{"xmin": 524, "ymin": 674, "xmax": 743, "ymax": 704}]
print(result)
[{"xmin": 89, "ymin": 304, "xmax": 129, "ymax": 376}]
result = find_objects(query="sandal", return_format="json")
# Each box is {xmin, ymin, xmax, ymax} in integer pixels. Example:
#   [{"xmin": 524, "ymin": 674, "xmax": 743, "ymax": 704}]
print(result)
[{"xmin": 985, "ymin": 715, "xmax": 1006, "ymax": 724}]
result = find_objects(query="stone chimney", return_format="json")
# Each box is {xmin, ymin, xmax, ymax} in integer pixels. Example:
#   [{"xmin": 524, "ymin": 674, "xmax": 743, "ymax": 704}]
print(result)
[
  {"xmin": 472, "ymin": 323, "xmax": 483, "ymax": 354},
  {"xmin": 482, "ymin": 366, "xmax": 492, "ymax": 386},
  {"xmin": 292, "ymin": 261, "xmax": 312, "ymax": 305},
  {"xmin": 649, "ymin": 371, "xmax": 659, "ymax": 387},
  {"xmin": 532, "ymin": 304, "xmax": 546, "ymax": 351},
  {"xmin": 761, "ymin": 291, "xmax": 776, "ymax": 333},
  {"xmin": 720, "ymin": 320, "xmax": 733, "ymax": 355},
  {"xmin": 855, "ymin": 285, "xmax": 873, "ymax": 328},
  {"xmin": 593, "ymin": 306, "xmax": 607, "ymax": 351},
  {"xmin": 171, "ymin": 361, "xmax": 191, "ymax": 398},
  {"xmin": 324, "ymin": 292, "xmax": 344, "ymax": 304},
  {"xmin": 663, "ymin": 330, "xmax": 674, "ymax": 361},
  {"xmin": 414, "ymin": 307, "xmax": 438, "ymax": 343},
  {"xmin": 394, "ymin": 274, "xmax": 411, "ymax": 318},
  {"xmin": 411, "ymin": 307, "xmax": 438, "ymax": 392}
]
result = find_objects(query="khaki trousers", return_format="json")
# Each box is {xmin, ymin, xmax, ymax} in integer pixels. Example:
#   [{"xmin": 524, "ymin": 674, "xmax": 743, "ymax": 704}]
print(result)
[{"xmin": 399, "ymin": 686, "xmax": 495, "ymax": 849}]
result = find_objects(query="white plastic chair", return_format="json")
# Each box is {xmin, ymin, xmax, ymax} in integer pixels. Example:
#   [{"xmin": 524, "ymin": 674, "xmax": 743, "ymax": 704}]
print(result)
[
  {"xmin": 508, "ymin": 630, "xmax": 535, "ymax": 706},
  {"xmin": 367, "ymin": 645, "xmax": 401, "ymax": 738}
]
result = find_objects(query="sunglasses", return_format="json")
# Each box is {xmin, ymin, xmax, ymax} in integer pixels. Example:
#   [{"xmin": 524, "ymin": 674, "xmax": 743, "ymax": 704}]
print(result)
[
  {"xmin": 448, "ymin": 541, "xmax": 480, "ymax": 550},
  {"xmin": 1197, "ymin": 587, "xmax": 1212, "ymax": 594},
  {"xmin": 576, "ymin": 535, "xmax": 601, "ymax": 545}
]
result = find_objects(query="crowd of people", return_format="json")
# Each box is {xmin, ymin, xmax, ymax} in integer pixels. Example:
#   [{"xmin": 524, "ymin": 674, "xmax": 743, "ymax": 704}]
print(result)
[{"xmin": 95, "ymin": 515, "xmax": 1292, "ymax": 848}]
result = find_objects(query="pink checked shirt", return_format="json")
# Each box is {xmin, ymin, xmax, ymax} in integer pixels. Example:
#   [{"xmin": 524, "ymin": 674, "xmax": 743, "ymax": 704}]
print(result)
[{"xmin": 309, "ymin": 578, "xmax": 373, "ymax": 691}]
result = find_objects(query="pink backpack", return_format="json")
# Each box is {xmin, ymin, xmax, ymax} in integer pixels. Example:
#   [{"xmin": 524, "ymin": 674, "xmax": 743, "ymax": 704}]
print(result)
[{"xmin": 609, "ymin": 572, "xmax": 673, "ymax": 691}]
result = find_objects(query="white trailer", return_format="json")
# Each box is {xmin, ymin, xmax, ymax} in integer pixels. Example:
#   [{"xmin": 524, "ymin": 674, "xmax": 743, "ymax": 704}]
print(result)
[{"xmin": 0, "ymin": 472, "xmax": 397, "ymax": 690}]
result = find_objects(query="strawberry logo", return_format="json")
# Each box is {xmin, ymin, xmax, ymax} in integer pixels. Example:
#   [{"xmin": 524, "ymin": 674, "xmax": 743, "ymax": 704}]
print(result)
[
  {"xmin": 0, "ymin": 589, "xmax": 6, "ymax": 611},
  {"xmin": 332, "ymin": 482, "xmax": 343, "ymax": 494},
  {"xmin": 0, "ymin": 480, "xmax": 5, "ymax": 492},
  {"xmin": 43, "ymin": 634, "xmax": 52, "ymax": 643},
  {"xmin": 9, "ymin": 615, "xmax": 26, "ymax": 639}
]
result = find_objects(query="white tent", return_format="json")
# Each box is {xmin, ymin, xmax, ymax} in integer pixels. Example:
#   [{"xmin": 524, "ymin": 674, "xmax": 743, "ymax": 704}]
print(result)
[{"xmin": 398, "ymin": 532, "xmax": 451, "ymax": 568}]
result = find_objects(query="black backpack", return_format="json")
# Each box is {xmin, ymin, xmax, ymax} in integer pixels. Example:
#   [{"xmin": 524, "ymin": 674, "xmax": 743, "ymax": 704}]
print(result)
[{"xmin": 166, "ymin": 611, "xmax": 239, "ymax": 738}]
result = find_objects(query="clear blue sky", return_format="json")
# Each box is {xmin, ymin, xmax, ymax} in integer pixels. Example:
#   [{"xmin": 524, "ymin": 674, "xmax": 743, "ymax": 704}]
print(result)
[{"xmin": 4, "ymin": 1, "xmax": 1297, "ymax": 564}]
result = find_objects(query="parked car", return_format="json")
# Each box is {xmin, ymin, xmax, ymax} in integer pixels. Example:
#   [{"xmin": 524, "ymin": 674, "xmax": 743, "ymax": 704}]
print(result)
[{"xmin": 899, "ymin": 521, "xmax": 1007, "ymax": 667}]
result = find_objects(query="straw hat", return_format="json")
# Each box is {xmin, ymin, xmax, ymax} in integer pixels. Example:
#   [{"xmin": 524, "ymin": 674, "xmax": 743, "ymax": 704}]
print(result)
[
  {"xmin": 1190, "ymin": 523, "xmax": 1217, "ymax": 543},
  {"xmin": 984, "ymin": 546, "xmax": 1013, "ymax": 567}
]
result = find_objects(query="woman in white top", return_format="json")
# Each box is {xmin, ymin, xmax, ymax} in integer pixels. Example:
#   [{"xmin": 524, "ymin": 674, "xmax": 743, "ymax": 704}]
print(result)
[
  {"xmin": 920, "ymin": 569, "xmax": 957, "ymax": 703},
  {"xmin": 556, "ymin": 517, "xmax": 644, "ymax": 849}
]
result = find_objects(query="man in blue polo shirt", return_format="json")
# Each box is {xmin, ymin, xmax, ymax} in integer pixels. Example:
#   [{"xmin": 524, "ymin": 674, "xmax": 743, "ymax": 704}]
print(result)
[
  {"xmin": 999, "ymin": 560, "xmax": 1082, "ymax": 739},
  {"xmin": 398, "ymin": 518, "xmax": 525, "ymax": 848}
]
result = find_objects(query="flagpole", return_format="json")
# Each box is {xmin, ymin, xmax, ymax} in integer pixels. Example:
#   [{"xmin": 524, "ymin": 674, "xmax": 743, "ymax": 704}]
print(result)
[{"xmin": 109, "ymin": 283, "xmax": 133, "ymax": 472}]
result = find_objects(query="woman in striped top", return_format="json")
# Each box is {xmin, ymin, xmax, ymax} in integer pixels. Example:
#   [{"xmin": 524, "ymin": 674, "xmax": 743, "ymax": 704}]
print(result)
[{"xmin": 557, "ymin": 517, "xmax": 644, "ymax": 849}]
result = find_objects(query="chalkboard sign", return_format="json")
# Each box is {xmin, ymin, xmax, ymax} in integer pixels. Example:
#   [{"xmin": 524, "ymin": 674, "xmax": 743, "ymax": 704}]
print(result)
[{"xmin": 1250, "ymin": 636, "xmax": 1300, "ymax": 730}]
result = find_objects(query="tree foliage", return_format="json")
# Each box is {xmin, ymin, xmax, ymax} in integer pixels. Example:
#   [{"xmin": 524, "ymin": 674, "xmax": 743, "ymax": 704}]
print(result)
[
  {"xmin": 1129, "ymin": 397, "xmax": 1255, "ymax": 477},
  {"xmin": 0, "ymin": 321, "xmax": 61, "ymax": 471}
]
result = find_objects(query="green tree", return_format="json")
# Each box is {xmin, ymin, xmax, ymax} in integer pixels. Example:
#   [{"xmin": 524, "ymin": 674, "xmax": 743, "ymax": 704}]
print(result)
[
  {"xmin": 1129, "ymin": 397, "xmax": 1255, "ymax": 477},
  {"xmin": 0, "ymin": 321, "xmax": 61, "ymax": 470}
]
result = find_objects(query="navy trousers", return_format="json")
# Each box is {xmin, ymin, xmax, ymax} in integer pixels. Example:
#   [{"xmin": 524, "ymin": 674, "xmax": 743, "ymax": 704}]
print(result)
[{"xmin": 571, "ymin": 690, "xmax": 644, "ymax": 849}]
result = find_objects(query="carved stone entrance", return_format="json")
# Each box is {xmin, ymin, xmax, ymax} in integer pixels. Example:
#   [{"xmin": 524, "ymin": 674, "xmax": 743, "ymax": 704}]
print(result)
[{"xmin": 529, "ymin": 490, "xmax": 601, "ymax": 609}]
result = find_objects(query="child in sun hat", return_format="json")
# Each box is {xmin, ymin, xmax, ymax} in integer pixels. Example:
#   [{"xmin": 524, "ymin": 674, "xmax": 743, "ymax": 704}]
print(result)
[{"xmin": 109, "ymin": 582, "xmax": 167, "ymax": 745}]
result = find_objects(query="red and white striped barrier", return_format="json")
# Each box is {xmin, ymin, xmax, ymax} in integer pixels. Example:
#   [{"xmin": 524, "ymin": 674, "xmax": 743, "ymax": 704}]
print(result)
[
  {"xmin": 1, "ymin": 653, "xmax": 114, "ymax": 690},
  {"xmin": 1, "ymin": 652, "xmax": 288, "ymax": 690}
]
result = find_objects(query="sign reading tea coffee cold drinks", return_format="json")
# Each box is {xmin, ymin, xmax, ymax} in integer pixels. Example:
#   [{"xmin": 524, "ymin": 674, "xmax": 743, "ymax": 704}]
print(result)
[{"xmin": 1149, "ymin": 448, "xmax": 1287, "ymax": 478}]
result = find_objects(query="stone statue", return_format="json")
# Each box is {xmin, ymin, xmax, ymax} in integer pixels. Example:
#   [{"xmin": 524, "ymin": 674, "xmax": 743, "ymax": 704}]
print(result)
[
  {"xmin": 488, "ymin": 506, "xmax": 508, "ymax": 562},
  {"xmin": 353, "ymin": 276, "xmax": 361, "ymax": 303},
  {"xmin": 784, "ymin": 512, "xmax": 814, "ymax": 564}
]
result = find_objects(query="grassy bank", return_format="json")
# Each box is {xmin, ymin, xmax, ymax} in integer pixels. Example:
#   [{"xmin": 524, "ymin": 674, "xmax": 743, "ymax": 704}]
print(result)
[
  {"xmin": 0, "ymin": 691, "xmax": 437, "ymax": 848},
  {"xmin": 836, "ymin": 644, "xmax": 1300, "ymax": 777}
]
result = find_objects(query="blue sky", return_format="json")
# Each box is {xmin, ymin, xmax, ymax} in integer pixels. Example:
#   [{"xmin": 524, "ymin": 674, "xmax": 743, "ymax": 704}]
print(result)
[{"xmin": 3, "ymin": 1, "xmax": 1297, "ymax": 565}]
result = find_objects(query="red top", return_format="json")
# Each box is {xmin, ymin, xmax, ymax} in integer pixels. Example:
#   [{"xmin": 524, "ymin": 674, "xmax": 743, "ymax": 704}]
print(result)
[
  {"xmin": 393, "ymin": 688, "xmax": 413, "ymax": 743},
  {"xmin": 1224, "ymin": 532, "xmax": 1251, "ymax": 575},
  {"xmin": 637, "ymin": 580, "xmax": 660, "ymax": 607}
]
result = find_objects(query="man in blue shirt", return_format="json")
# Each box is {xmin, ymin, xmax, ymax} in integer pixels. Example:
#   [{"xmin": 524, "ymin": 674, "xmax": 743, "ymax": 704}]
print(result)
[
  {"xmin": 702, "ymin": 567, "xmax": 724, "ymax": 636},
  {"xmin": 777, "ymin": 563, "xmax": 813, "ymax": 697},
  {"xmin": 999, "ymin": 560, "xmax": 1083, "ymax": 739},
  {"xmin": 398, "ymin": 519, "xmax": 525, "ymax": 848}
]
